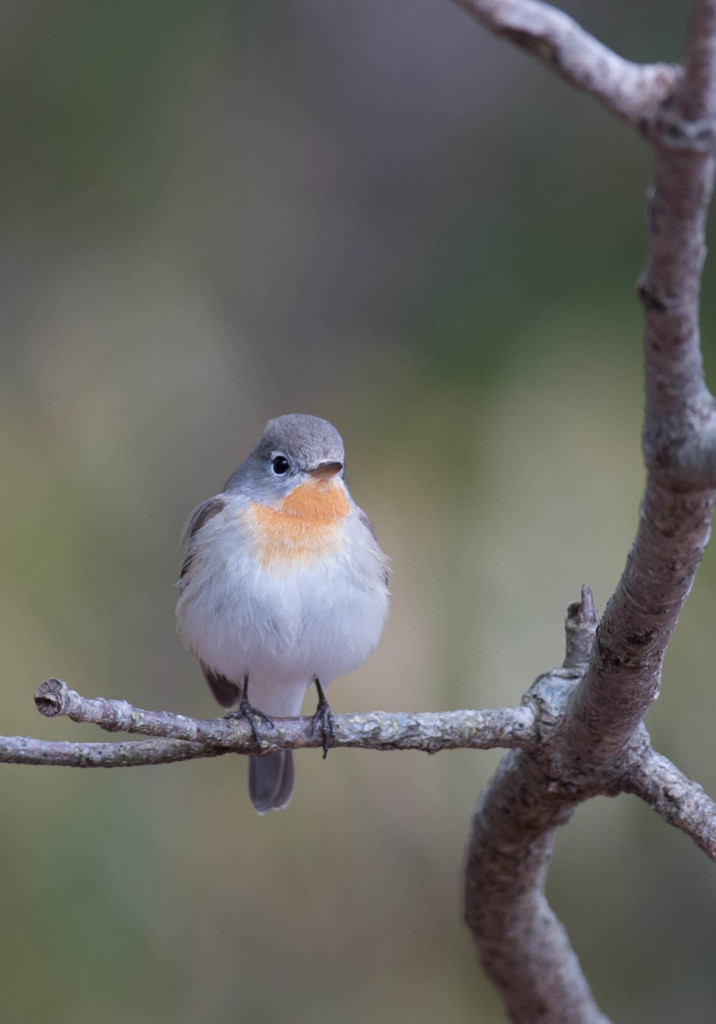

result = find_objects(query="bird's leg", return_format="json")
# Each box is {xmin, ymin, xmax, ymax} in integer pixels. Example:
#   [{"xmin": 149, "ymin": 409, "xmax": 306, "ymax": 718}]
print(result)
[
  {"xmin": 311, "ymin": 678, "xmax": 335, "ymax": 759},
  {"xmin": 224, "ymin": 675, "xmax": 274, "ymax": 746}
]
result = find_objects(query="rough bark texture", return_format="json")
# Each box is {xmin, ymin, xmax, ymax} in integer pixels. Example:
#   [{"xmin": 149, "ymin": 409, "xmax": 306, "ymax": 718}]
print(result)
[
  {"xmin": 2, "ymin": 2, "xmax": 716, "ymax": 1022},
  {"xmin": 465, "ymin": 753, "xmax": 609, "ymax": 1024},
  {"xmin": 624, "ymin": 746, "xmax": 716, "ymax": 860},
  {"xmin": 567, "ymin": 484, "xmax": 716, "ymax": 761},
  {"xmin": 453, "ymin": 0, "xmax": 716, "ymax": 1021},
  {"xmin": 0, "ymin": 733, "xmax": 216, "ymax": 768},
  {"xmin": 28, "ymin": 678, "xmax": 537, "ymax": 758}
]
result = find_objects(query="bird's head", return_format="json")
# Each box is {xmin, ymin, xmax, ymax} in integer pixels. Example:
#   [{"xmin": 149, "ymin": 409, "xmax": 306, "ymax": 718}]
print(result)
[{"xmin": 226, "ymin": 414, "xmax": 346, "ymax": 510}]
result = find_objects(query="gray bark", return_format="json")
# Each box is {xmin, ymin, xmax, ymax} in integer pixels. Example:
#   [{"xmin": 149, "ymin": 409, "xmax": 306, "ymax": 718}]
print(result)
[
  {"xmin": 2, "ymin": 2, "xmax": 716, "ymax": 1021},
  {"xmin": 453, "ymin": 0, "xmax": 716, "ymax": 1020}
]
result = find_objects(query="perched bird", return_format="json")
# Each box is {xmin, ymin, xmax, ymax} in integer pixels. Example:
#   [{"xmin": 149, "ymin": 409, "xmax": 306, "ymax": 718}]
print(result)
[{"xmin": 176, "ymin": 414, "xmax": 390, "ymax": 813}]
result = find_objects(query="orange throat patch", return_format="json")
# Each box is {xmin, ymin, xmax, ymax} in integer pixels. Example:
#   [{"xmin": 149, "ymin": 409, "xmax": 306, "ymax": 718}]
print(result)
[{"xmin": 241, "ymin": 477, "xmax": 350, "ymax": 568}]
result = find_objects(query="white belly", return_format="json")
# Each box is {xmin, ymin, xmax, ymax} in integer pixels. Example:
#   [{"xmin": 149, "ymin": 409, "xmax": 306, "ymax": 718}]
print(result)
[{"xmin": 177, "ymin": 514, "xmax": 389, "ymax": 716}]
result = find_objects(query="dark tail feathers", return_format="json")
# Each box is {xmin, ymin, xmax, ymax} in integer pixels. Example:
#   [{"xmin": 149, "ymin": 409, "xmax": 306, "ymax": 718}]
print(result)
[{"xmin": 248, "ymin": 751, "xmax": 295, "ymax": 813}]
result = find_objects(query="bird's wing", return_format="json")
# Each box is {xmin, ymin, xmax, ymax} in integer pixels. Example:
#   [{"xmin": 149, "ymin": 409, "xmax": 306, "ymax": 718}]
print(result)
[
  {"xmin": 179, "ymin": 495, "xmax": 227, "ymax": 581},
  {"xmin": 358, "ymin": 508, "xmax": 378, "ymax": 541},
  {"xmin": 357, "ymin": 507, "xmax": 390, "ymax": 588},
  {"xmin": 200, "ymin": 662, "xmax": 241, "ymax": 708}
]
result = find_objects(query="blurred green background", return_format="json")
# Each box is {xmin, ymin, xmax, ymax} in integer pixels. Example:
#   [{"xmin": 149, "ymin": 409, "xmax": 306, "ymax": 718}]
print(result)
[{"xmin": 2, "ymin": 1, "xmax": 716, "ymax": 1021}]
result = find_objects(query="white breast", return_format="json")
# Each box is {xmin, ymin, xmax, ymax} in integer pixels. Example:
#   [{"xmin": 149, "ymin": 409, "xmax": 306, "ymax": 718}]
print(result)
[{"xmin": 176, "ymin": 498, "xmax": 389, "ymax": 716}]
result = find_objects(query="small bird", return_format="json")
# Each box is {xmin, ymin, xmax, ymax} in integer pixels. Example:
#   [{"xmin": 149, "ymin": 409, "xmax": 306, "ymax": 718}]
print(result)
[{"xmin": 176, "ymin": 414, "xmax": 390, "ymax": 813}]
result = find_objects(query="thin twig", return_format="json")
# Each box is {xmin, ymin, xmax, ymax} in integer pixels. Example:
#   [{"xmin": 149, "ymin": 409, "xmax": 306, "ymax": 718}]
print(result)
[
  {"xmin": 624, "ymin": 744, "xmax": 716, "ymax": 862},
  {"xmin": 0, "ymin": 734, "xmax": 212, "ymax": 768},
  {"xmin": 451, "ymin": 0, "xmax": 680, "ymax": 128},
  {"xmin": 563, "ymin": 584, "xmax": 599, "ymax": 670}
]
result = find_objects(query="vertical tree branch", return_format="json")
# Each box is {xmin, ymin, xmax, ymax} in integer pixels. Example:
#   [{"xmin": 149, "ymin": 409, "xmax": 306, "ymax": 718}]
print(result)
[
  {"xmin": 464, "ymin": 752, "xmax": 610, "ymax": 1024},
  {"xmin": 566, "ymin": 484, "xmax": 716, "ymax": 760},
  {"xmin": 566, "ymin": 0, "xmax": 716, "ymax": 762},
  {"xmin": 463, "ymin": 593, "xmax": 615, "ymax": 1023},
  {"xmin": 679, "ymin": 0, "xmax": 716, "ymax": 123},
  {"xmin": 454, "ymin": 1, "xmax": 716, "ymax": 1021}
]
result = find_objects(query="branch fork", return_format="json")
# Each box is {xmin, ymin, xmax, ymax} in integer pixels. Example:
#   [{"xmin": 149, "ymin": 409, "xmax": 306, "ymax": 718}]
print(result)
[
  {"xmin": 3, "ymin": 577, "xmax": 714, "ymax": 1024},
  {"xmin": 446, "ymin": 1, "xmax": 716, "ymax": 1019},
  {"xmin": 4, "ymin": 1, "xmax": 716, "ymax": 1022}
]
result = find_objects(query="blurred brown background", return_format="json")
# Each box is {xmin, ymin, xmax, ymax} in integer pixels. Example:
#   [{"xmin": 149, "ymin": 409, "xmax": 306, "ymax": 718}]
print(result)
[{"xmin": 2, "ymin": 1, "xmax": 716, "ymax": 1021}]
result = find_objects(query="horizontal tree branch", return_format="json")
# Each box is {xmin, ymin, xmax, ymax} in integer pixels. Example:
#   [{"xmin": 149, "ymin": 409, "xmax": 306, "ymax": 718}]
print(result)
[
  {"xmin": 11, "ymin": 678, "xmax": 716, "ymax": 875},
  {"xmin": 0, "ymin": 734, "xmax": 212, "ymax": 768},
  {"xmin": 27, "ymin": 678, "xmax": 538, "ymax": 759},
  {"xmin": 451, "ymin": 0, "xmax": 680, "ymax": 128}
]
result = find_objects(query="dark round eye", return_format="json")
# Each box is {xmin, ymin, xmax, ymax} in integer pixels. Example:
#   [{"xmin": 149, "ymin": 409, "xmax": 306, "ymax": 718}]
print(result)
[{"xmin": 272, "ymin": 455, "xmax": 290, "ymax": 475}]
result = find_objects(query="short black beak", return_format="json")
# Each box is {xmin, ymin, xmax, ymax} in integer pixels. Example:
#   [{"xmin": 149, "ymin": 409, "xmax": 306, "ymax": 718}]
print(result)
[{"xmin": 308, "ymin": 461, "xmax": 343, "ymax": 479}]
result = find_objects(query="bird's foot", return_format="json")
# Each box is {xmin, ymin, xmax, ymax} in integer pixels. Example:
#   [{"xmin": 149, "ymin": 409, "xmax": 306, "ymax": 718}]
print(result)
[
  {"xmin": 311, "ymin": 679, "xmax": 335, "ymax": 759},
  {"xmin": 224, "ymin": 678, "xmax": 275, "ymax": 747}
]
